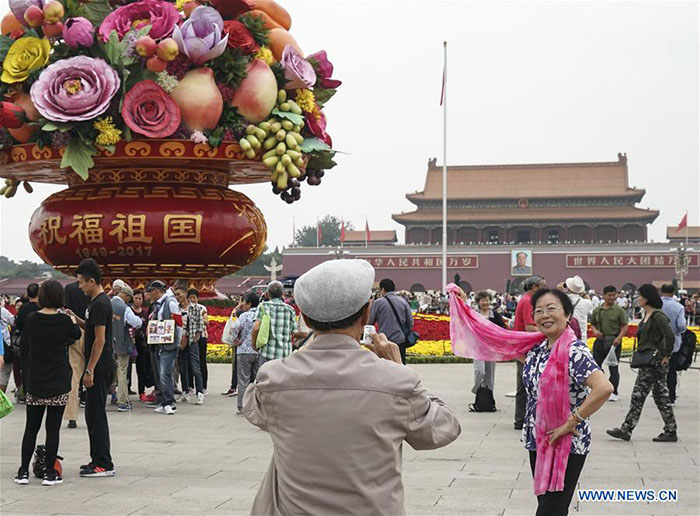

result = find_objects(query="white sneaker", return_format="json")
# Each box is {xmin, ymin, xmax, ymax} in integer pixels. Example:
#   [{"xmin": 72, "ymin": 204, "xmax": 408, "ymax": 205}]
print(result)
[
  {"xmin": 609, "ymin": 393, "xmax": 619, "ymax": 402},
  {"xmin": 188, "ymin": 388, "xmax": 195, "ymax": 395},
  {"xmin": 196, "ymin": 392, "xmax": 204, "ymax": 405},
  {"xmin": 154, "ymin": 405, "xmax": 165, "ymax": 413},
  {"xmin": 164, "ymin": 405, "xmax": 175, "ymax": 415},
  {"xmin": 203, "ymin": 389, "xmax": 208, "ymax": 396},
  {"xmin": 181, "ymin": 392, "xmax": 190, "ymax": 403}
]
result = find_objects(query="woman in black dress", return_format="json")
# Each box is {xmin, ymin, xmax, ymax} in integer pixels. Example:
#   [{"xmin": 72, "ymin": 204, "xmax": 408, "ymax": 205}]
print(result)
[{"xmin": 15, "ymin": 280, "xmax": 80, "ymax": 486}]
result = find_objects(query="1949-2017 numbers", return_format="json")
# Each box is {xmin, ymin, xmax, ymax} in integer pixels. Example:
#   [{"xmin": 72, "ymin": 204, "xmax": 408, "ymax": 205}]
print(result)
[{"xmin": 75, "ymin": 246, "xmax": 153, "ymax": 259}]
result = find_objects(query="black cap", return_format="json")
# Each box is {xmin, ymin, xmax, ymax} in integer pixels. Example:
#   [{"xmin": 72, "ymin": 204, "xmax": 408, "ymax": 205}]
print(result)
[{"xmin": 146, "ymin": 280, "xmax": 167, "ymax": 292}]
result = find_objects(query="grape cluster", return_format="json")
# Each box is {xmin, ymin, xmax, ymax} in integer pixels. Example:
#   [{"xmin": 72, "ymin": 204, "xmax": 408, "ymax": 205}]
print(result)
[
  {"xmin": 239, "ymin": 90, "xmax": 318, "ymax": 204},
  {"xmin": 0, "ymin": 178, "xmax": 32, "ymax": 198}
]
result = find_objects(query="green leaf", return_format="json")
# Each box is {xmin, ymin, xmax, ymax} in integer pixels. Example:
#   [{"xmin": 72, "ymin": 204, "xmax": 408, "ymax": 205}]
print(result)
[
  {"xmin": 313, "ymin": 88, "xmax": 336, "ymax": 107},
  {"xmin": 210, "ymin": 50, "xmax": 249, "ymax": 89},
  {"xmin": 41, "ymin": 122, "xmax": 60, "ymax": 132},
  {"xmin": 81, "ymin": 0, "xmax": 113, "ymax": 27},
  {"xmin": 306, "ymin": 150, "xmax": 337, "ymax": 171},
  {"xmin": 271, "ymin": 109, "xmax": 303, "ymax": 125},
  {"xmin": 60, "ymin": 138, "xmax": 96, "ymax": 180},
  {"xmin": 238, "ymin": 13, "xmax": 270, "ymax": 47},
  {"xmin": 205, "ymin": 127, "xmax": 224, "ymax": 148},
  {"xmin": 299, "ymin": 137, "xmax": 331, "ymax": 153},
  {"xmin": 0, "ymin": 35, "xmax": 14, "ymax": 63}
]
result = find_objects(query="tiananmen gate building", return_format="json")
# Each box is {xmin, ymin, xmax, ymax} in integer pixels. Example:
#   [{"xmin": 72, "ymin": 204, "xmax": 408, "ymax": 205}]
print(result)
[{"xmin": 283, "ymin": 154, "xmax": 699, "ymax": 294}]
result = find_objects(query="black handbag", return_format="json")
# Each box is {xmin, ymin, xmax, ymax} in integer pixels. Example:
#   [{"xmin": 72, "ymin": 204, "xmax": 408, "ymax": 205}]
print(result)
[
  {"xmin": 386, "ymin": 296, "xmax": 420, "ymax": 348},
  {"xmin": 630, "ymin": 349, "xmax": 655, "ymax": 368}
]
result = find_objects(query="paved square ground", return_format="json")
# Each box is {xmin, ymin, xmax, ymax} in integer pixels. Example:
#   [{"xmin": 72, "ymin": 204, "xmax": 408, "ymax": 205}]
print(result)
[{"xmin": 1, "ymin": 362, "xmax": 698, "ymax": 515}]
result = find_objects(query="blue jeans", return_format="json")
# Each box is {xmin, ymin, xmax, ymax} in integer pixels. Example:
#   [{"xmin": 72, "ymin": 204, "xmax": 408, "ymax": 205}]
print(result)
[{"xmin": 158, "ymin": 346, "xmax": 179, "ymax": 407}]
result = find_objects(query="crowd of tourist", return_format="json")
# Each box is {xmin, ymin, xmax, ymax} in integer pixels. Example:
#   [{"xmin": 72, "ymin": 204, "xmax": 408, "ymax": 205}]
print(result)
[{"xmin": 0, "ymin": 257, "xmax": 695, "ymax": 516}]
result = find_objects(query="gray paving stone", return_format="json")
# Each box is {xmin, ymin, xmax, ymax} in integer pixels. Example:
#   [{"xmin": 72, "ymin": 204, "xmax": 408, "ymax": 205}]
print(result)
[{"xmin": 0, "ymin": 362, "xmax": 697, "ymax": 515}]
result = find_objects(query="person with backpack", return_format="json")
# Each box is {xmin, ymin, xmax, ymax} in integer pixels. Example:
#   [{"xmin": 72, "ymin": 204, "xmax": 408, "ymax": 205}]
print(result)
[
  {"xmin": 368, "ymin": 279, "xmax": 415, "ymax": 365},
  {"xmin": 660, "ymin": 284, "xmax": 687, "ymax": 405},
  {"xmin": 15, "ymin": 280, "xmax": 81, "ymax": 485},
  {"xmin": 111, "ymin": 285, "xmax": 143, "ymax": 413},
  {"xmin": 470, "ymin": 290, "xmax": 505, "ymax": 412}
]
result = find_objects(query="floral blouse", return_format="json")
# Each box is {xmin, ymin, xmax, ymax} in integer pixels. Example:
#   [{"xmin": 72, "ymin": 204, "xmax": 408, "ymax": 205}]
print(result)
[{"xmin": 522, "ymin": 339, "xmax": 600, "ymax": 455}]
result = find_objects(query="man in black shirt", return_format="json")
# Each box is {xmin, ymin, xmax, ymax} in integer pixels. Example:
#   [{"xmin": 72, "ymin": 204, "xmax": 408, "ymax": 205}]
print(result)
[
  {"xmin": 64, "ymin": 280, "xmax": 90, "ymax": 428},
  {"xmin": 66, "ymin": 259, "xmax": 115, "ymax": 477},
  {"xmin": 13, "ymin": 283, "xmax": 40, "ymax": 401}
]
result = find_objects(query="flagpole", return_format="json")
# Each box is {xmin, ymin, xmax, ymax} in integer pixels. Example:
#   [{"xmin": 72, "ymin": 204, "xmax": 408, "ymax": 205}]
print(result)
[
  {"xmin": 316, "ymin": 218, "xmax": 319, "ymax": 248},
  {"xmin": 441, "ymin": 41, "xmax": 448, "ymax": 293},
  {"xmin": 365, "ymin": 217, "xmax": 368, "ymax": 248}
]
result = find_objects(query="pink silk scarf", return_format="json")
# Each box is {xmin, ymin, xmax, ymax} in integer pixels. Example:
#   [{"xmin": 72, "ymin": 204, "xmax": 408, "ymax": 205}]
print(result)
[{"xmin": 446, "ymin": 284, "xmax": 575, "ymax": 495}]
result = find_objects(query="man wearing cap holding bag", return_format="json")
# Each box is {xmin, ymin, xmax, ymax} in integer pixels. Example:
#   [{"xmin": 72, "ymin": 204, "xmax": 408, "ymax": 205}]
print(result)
[{"xmin": 243, "ymin": 260, "xmax": 461, "ymax": 515}]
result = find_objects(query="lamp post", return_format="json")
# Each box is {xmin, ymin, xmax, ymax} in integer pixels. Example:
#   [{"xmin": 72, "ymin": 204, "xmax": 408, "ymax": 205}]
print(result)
[{"xmin": 671, "ymin": 242, "xmax": 694, "ymax": 291}]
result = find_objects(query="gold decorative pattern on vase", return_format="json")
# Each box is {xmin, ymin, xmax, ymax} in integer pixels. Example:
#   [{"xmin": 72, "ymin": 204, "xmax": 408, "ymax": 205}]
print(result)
[{"xmin": 159, "ymin": 141, "xmax": 186, "ymax": 157}]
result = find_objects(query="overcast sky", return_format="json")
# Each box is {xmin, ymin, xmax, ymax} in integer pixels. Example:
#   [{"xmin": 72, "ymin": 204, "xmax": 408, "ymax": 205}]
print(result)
[{"xmin": 1, "ymin": 0, "xmax": 698, "ymax": 262}]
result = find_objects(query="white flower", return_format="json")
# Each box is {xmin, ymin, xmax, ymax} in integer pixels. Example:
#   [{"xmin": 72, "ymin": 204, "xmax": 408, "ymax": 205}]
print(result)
[{"xmin": 155, "ymin": 71, "xmax": 179, "ymax": 93}]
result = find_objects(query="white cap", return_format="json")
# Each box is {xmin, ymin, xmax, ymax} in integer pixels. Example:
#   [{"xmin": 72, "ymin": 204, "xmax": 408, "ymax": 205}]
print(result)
[
  {"xmin": 294, "ymin": 259, "xmax": 374, "ymax": 322},
  {"xmin": 565, "ymin": 275, "xmax": 586, "ymax": 294},
  {"xmin": 112, "ymin": 279, "xmax": 126, "ymax": 290}
]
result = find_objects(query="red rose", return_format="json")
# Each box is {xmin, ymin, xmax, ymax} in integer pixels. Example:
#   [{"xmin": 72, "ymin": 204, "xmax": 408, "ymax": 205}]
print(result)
[
  {"xmin": 223, "ymin": 20, "xmax": 259, "ymax": 54},
  {"xmin": 0, "ymin": 101, "xmax": 25, "ymax": 129},
  {"xmin": 121, "ymin": 80, "xmax": 181, "ymax": 138}
]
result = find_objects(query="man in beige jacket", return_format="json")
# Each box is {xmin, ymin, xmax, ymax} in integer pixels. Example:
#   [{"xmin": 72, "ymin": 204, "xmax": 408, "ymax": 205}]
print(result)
[{"xmin": 243, "ymin": 259, "xmax": 461, "ymax": 515}]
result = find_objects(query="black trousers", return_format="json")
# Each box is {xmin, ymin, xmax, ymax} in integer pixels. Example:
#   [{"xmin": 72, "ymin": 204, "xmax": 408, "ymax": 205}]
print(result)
[
  {"xmin": 21, "ymin": 404, "xmax": 65, "ymax": 473},
  {"xmin": 592, "ymin": 337, "xmax": 621, "ymax": 394},
  {"xmin": 85, "ymin": 368, "xmax": 113, "ymax": 469},
  {"xmin": 529, "ymin": 451, "xmax": 586, "ymax": 516},
  {"xmin": 198, "ymin": 337, "xmax": 208, "ymax": 390},
  {"xmin": 515, "ymin": 361, "xmax": 526, "ymax": 425},
  {"xmin": 667, "ymin": 351, "xmax": 680, "ymax": 403},
  {"xmin": 134, "ymin": 344, "xmax": 153, "ymax": 394}
]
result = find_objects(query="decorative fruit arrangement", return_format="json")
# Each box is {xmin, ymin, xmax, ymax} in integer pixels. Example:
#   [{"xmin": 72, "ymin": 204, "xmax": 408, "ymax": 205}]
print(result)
[{"xmin": 0, "ymin": 0, "xmax": 340, "ymax": 202}]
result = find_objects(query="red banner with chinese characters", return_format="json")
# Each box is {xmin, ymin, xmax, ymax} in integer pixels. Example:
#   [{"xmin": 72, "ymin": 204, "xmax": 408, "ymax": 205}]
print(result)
[
  {"xmin": 566, "ymin": 254, "xmax": 699, "ymax": 268},
  {"xmin": 356, "ymin": 255, "xmax": 479, "ymax": 269}
]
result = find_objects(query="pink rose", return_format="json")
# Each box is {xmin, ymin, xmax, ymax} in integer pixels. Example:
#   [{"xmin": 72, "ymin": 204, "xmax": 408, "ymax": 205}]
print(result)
[{"xmin": 98, "ymin": 0, "xmax": 180, "ymax": 42}]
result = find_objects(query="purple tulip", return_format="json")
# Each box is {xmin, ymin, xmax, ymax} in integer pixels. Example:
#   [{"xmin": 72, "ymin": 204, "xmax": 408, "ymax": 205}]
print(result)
[
  {"xmin": 30, "ymin": 56, "xmax": 120, "ymax": 122},
  {"xmin": 9, "ymin": 0, "xmax": 44, "ymax": 28},
  {"xmin": 281, "ymin": 45, "xmax": 316, "ymax": 90},
  {"xmin": 307, "ymin": 50, "xmax": 342, "ymax": 89},
  {"xmin": 63, "ymin": 18, "xmax": 95, "ymax": 49},
  {"xmin": 172, "ymin": 6, "xmax": 228, "ymax": 67}
]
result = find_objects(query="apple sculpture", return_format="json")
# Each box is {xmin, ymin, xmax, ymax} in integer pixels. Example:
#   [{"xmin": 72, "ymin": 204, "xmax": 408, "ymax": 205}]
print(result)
[{"xmin": 0, "ymin": 0, "xmax": 341, "ymax": 290}]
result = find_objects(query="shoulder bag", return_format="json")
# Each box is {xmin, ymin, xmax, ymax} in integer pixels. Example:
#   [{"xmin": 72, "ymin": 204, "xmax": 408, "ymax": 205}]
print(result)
[
  {"xmin": 630, "ymin": 313, "xmax": 657, "ymax": 369},
  {"xmin": 386, "ymin": 296, "xmax": 420, "ymax": 348},
  {"xmin": 255, "ymin": 303, "xmax": 271, "ymax": 350}
]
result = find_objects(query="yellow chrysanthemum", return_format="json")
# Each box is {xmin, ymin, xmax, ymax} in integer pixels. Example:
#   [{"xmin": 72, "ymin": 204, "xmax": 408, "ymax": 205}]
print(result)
[
  {"xmin": 175, "ymin": 0, "xmax": 187, "ymax": 10},
  {"xmin": 1, "ymin": 37, "xmax": 51, "ymax": 84},
  {"xmin": 254, "ymin": 46, "xmax": 274, "ymax": 65},
  {"xmin": 295, "ymin": 89, "xmax": 315, "ymax": 113},
  {"xmin": 93, "ymin": 117, "xmax": 122, "ymax": 146}
]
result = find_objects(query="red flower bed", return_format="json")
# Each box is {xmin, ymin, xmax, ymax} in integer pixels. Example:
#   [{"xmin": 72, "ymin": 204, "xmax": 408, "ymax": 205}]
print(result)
[{"xmin": 412, "ymin": 317, "xmax": 450, "ymax": 341}]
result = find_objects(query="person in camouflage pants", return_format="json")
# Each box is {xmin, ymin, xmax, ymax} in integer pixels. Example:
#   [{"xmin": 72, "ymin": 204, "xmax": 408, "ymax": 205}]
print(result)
[
  {"xmin": 620, "ymin": 364, "xmax": 677, "ymax": 435},
  {"xmin": 608, "ymin": 284, "xmax": 678, "ymax": 443}
]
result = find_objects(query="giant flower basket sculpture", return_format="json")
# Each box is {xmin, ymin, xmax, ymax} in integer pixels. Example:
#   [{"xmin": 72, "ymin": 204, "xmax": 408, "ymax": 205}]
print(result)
[{"xmin": 0, "ymin": 0, "xmax": 340, "ymax": 290}]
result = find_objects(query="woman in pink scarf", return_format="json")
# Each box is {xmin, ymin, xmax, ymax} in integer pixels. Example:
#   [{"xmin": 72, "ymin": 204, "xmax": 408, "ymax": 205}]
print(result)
[{"xmin": 450, "ymin": 285, "xmax": 613, "ymax": 515}]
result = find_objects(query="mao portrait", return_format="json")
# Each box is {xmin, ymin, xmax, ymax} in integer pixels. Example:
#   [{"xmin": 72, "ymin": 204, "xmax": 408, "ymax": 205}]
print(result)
[{"xmin": 511, "ymin": 250, "xmax": 532, "ymax": 276}]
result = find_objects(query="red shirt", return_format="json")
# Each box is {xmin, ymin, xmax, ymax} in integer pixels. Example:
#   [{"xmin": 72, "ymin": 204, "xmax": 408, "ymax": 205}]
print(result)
[{"xmin": 514, "ymin": 291, "xmax": 535, "ymax": 332}]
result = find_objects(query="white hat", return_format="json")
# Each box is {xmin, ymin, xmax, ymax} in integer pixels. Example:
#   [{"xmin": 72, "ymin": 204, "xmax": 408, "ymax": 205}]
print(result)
[
  {"xmin": 112, "ymin": 279, "xmax": 126, "ymax": 290},
  {"xmin": 565, "ymin": 275, "xmax": 586, "ymax": 294},
  {"xmin": 120, "ymin": 285, "xmax": 134, "ymax": 298},
  {"xmin": 294, "ymin": 259, "xmax": 374, "ymax": 322}
]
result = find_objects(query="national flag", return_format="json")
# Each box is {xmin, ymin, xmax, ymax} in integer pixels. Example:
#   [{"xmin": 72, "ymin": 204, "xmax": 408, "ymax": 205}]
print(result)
[
  {"xmin": 317, "ymin": 221, "xmax": 323, "ymax": 244},
  {"xmin": 365, "ymin": 219, "xmax": 371, "ymax": 243},
  {"xmin": 676, "ymin": 212, "xmax": 688, "ymax": 233},
  {"xmin": 340, "ymin": 220, "xmax": 346, "ymax": 242}
]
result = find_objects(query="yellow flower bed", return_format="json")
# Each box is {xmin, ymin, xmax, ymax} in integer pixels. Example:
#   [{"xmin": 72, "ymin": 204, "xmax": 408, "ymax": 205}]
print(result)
[{"xmin": 208, "ymin": 315, "xmax": 229, "ymax": 323}]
